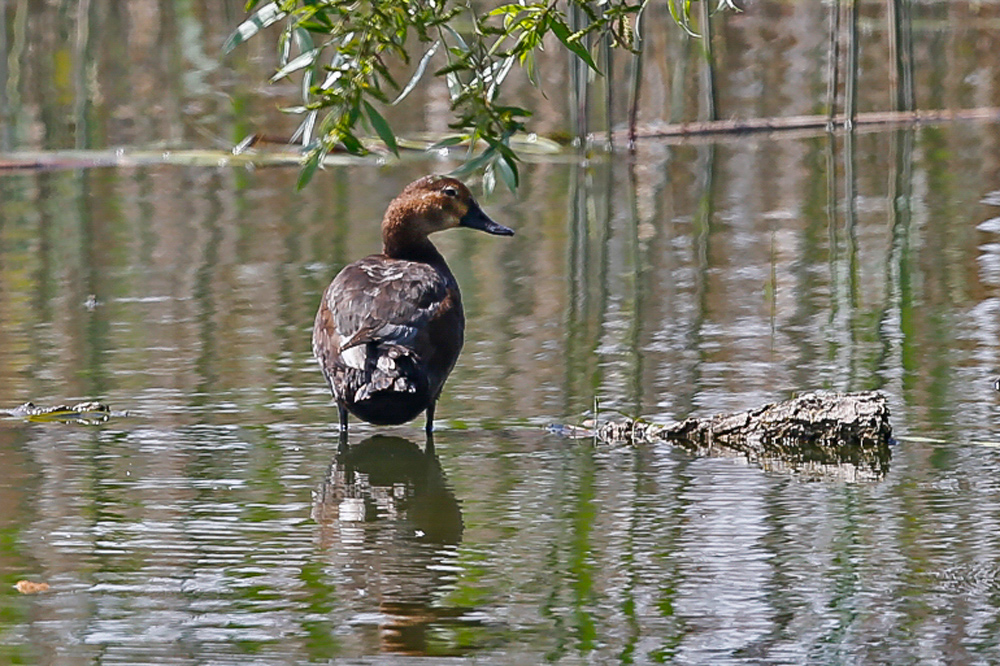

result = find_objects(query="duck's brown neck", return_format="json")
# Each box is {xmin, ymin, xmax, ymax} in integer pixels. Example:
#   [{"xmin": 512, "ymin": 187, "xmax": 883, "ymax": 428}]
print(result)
[{"xmin": 381, "ymin": 210, "xmax": 445, "ymax": 264}]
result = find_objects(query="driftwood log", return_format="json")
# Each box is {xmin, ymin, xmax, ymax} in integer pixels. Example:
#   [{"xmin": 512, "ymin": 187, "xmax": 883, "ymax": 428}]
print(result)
[
  {"xmin": 610, "ymin": 107, "xmax": 1000, "ymax": 145},
  {"xmin": 1, "ymin": 401, "xmax": 127, "ymax": 424},
  {"xmin": 590, "ymin": 391, "xmax": 892, "ymax": 479}
]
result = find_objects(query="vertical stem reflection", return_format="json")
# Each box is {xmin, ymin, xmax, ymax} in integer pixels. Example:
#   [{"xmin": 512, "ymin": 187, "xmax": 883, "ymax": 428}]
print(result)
[
  {"xmin": 627, "ymin": 4, "xmax": 646, "ymax": 151},
  {"xmin": 886, "ymin": 0, "xmax": 915, "ymax": 112},
  {"xmin": 826, "ymin": 0, "xmax": 841, "ymax": 129},
  {"xmin": 564, "ymin": 162, "xmax": 612, "ymax": 418},
  {"xmin": 825, "ymin": 134, "xmax": 842, "ymax": 364},
  {"xmin": 888, "ymin": 0, "xmax": 901, "ymax": 111},
  {"xmin": 698, "ymin": 0, "xmax": 717, "ymax": 122},
  {"xmin": 670, "ymin": 27, "xmax": 690, "ymax": 124},
  {"xmin": 680, "ymin": 144, "xmax": 716, "ymax": 417},
  {"xmin": 625, "ymin": 162, "xmax": 646, "ymax": 415},
  {"xmin": 888, "ymin": 130, "xmax": 915, "ymax": 392},
  {"xmin": 843, "ymin": 130, "xmax": 860, "ymax": 387},
  {"xmin": 193, "ymin": 173, "xmax": 224, "ymax": 403},
  {"xmin": 844, "ymin": 0, "xmax": 859, "ymax": 129},
  {"xmin": 602, "ymin": 30, "xmax": 613, "ymax": 149},
  {"xmin": 568, "ymin": 2, "xmax": 589, "ymax": 144},
  {"xmin": 73, "ymin": 0, "xmax": 94, "ymax": 149},
  {"xmin": 900, "ymin": 0, "xmax": 915, "ymax": 111}
]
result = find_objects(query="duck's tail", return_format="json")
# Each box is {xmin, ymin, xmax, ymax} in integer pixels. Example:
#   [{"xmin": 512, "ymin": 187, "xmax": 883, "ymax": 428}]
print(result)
[{"xmin": 351, "ymin": 343, "xmax": 421, "ymax": 403}]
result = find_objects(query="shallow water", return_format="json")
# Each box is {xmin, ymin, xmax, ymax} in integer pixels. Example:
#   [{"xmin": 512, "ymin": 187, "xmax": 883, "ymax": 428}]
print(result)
[{"xmin": 5, "ymin": 1, "xmax": 1000, "ymax": 665}]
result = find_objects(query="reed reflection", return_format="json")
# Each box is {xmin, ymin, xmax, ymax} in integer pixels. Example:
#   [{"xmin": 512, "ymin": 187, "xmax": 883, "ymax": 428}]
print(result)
[{"xmin": 311, "ymin": 434, "xmax": 471, "ymax": 656}]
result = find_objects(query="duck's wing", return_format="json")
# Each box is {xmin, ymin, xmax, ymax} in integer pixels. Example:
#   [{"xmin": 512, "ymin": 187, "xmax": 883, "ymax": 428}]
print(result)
[{"xmin": 314, "ymin": 256, "xmax": 454, "ymax": 360}]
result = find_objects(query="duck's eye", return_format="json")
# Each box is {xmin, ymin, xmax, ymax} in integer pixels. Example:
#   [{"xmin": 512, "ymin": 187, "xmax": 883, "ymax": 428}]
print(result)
[{"xmin": 443, "ymin": 186, "xmax": 458, "ymax": 198}]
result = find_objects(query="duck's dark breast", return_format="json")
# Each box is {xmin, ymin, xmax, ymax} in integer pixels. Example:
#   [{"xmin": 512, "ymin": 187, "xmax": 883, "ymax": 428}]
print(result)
[{"xmin": 312, "ymin": 255, "xmax": 464, "ymax": 425}]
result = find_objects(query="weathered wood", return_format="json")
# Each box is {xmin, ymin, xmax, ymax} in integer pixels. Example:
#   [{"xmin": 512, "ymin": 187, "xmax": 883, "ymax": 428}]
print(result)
[
  {"xmin": 1, "ymin": 401, "xmax": 127, "ymax": 424},
  {"xmin": 615, "ymin": 107, "xmax": 1000, "ymax": 142},
  {"xmin": 595, "ymin": 391, "xmax": 892, "ymax": 478}
]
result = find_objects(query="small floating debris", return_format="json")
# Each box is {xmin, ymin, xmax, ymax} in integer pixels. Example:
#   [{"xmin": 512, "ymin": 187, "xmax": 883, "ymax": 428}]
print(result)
[
  {"xmin": 546, "ymin": 422, "xmax": 602, "ymax": 439},
  {"xmin": 2, "ymin": 401, "xmax": 128, "ymax": 424},
  {"xmin": 14, "ymin": 580, "xmax": 50, "ymax": 595}
]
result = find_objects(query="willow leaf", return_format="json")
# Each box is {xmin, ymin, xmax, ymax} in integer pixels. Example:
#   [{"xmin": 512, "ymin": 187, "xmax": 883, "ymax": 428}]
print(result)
[
  {"xmin": 549, "ymin": 17, "xmax": 600, "ymax": 74},
  {"xmin": 496, "ymin": 152, "xmax": 519, "ymax": 191},
  {"xmin": 297, "ymin": 148, "xmax": 322, "ymax": 190},
  {"xmin": 224, "ymin": 2, "xmax": 285, "ymax": 53},
  {"xmin": 363, "ymin": 101, "xmax": 400, "ymax": 156},
  {"xmin": 271, "ymin": 48, "xmax": 321, "ymax": 82},
  {"xmin": 393, "ymin": 41, "xmax": 440, "ymax": 105}
]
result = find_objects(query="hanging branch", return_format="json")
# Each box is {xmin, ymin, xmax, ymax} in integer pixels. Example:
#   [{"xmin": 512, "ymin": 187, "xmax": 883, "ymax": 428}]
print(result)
[{"xmin": 225, "ymin": 0, "xmax": 703, "ymax": 190}]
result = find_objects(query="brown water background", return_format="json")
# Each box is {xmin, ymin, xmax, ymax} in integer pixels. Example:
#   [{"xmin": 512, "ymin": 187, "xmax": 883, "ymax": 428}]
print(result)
[{"xmin": 3, "ymin": 1, "xmax": 1000, "ymax": 664}]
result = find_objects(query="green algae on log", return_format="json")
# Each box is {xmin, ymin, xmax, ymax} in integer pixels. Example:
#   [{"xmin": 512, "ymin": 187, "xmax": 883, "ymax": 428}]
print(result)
[{"xmin": 2, "ymin": 402, "xmax": 128, "ymax": 425}]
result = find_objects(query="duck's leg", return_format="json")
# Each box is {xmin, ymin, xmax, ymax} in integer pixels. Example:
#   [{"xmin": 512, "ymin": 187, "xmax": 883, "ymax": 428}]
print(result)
[
  {"xmin": 425, "ymin": 401, "xmax": 436, "ymax": 434},
  {"xmin": 338, "ymin": 403, "xmax": 349, "ymax": 432},
  {"xmin": 324, "ymin": 372, "xmax": 347, "ymax": 432}
]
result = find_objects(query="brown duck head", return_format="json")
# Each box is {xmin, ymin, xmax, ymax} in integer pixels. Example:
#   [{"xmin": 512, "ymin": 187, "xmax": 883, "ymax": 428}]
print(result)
[{"xmin": 381, "ymin": 175, "xmax": 513, "ymax": 259}]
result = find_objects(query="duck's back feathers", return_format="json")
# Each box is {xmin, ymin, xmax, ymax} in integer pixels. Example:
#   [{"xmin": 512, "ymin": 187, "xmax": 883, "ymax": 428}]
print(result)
[{"xmin": 312, "ymin": 254, "xmax": 464, "ymax": 426}]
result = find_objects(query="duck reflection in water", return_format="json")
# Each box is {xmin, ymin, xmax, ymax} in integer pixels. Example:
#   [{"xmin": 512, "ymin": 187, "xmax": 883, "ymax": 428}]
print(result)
[{"xmin": 312, "ymin": 434, "xmax": 479, "ymax": 656}]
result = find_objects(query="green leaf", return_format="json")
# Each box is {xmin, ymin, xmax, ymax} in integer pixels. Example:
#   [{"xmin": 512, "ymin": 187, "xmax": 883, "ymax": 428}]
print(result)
[
  {"xmin": 393, "ymin": 41, "xmax": 440, "ymax": 105},
  {"xmin": 290, "ymin": 109, "xmax": 318, "ymax": 146},
  {"xmin": 495, "ymin": 104, "xmax": 533, "ymax": 118},
  {"xmin": 428, "ymin": 135, "xmax": 466, "ymax": 150},
  {"xmin": 292, "ymin": 26, "xmax": 314, "ymax": 52},
  {"xmin": 494, "ymin": 139, "xmax": 520, "ymax": 166},
  {"xmin": 224, "ymin": 2, "xmax": 285, "ymax": 53},
  {"xmin": 487, "ymin": 56, "xmax": 516, "ymax": 99},
  {"xmin": 482, "ymin": 163, "xmax": 497, "ymax": 196},
  {"xmin": 270, "ymin": 48, "xmax": 320, "ymax": 82},
  {"xmin": 667, "ymin": 0, "xmax": 700, "ymax": 37},
  {"xmin": 362, "ymin": 100, "xmax": 399, "ymax": 157},
  {"xmin": 549, "ymin": 16, "xmax": 601, "ymax": 74},
  {"xmin": 524, "ymin": 49, "xmax": 539, "ymax": 87},
  {"xmin": 339, "ymin": 131, "xmax": 366, "ymax": 155},
  {"xmin": 434, "ymin": 61, "xmax": 467, "ymax": 77},
  {"xmin": 445, "ymin": 72, "xmax": 464, "ymax": 102},
  {"xmin": 487, "ymin": 5, "xmax": 529, "ymax": 17},
  {"xmin": 441, "ymin": 24, "xmax": 469, "ymax": 52},
  {"xmin": 297, "ymin": 148, "xmax": 322, "ymax": 190},
  {"xmin": 450, "ymin": 146, "xmax": 496, "ymax": 178},
  {"xmin": 496, "ymin": 152, "xmax": 519, "ymax": 191}
]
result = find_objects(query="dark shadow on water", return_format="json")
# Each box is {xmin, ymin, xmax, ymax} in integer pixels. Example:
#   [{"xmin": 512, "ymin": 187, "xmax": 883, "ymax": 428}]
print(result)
[{"xmin": 311, "ymin": 433, "xmax": 493, "ymax": 657}]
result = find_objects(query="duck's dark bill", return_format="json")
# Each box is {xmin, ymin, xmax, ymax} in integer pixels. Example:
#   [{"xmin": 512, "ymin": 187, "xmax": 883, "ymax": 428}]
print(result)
[{"xmin": 460, "ymin": 204, "xmax": 514, "ymax": 236}]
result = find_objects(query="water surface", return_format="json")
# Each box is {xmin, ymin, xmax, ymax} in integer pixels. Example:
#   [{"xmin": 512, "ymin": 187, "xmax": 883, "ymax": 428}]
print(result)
[{"xmin": 4, "ymin": 1, "xmax": 1000, "ymax": 664}]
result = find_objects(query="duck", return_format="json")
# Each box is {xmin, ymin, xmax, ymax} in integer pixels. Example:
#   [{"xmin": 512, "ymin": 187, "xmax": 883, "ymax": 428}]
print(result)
[{"xmin": 312, "ymin": 175, "xmax": 514, "ymax": 433}]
